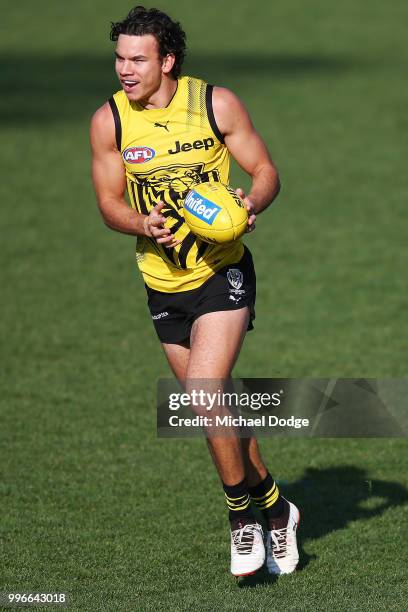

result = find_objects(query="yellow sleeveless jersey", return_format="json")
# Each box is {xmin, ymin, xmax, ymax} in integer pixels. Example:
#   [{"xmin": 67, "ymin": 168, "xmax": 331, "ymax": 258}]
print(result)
[{"xmin": 109, "ymin": 76, "xmax": 244, "ymax": 292}]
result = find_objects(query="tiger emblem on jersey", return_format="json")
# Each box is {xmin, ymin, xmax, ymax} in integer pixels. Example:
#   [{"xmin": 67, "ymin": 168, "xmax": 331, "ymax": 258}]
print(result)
[
  {"xmin": 132, "ymin": 163, "xmax": 204, "ymax": 194},
  {"xmin": 128, "ymin": 163, "xmax": 221, "ymax": 269}
]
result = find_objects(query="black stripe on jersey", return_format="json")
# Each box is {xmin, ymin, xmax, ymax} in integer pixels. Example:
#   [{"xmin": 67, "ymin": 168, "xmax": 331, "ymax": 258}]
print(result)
[
  {"xmin": 144, "ymin": 234, "xmax": 174, "ymax": 266},
  {"xmin": 145, "ymin": 235, "xmax": 171, "ymax": 264},
  {"xmin": 108, "ymin": 97, "xmax": 122, "ymax": 151},
  {"xmin": 196, "ymin": 239, "xmax": 210, "ymax": 262},
  {"xmin": 205, "ymin": 85, "xmax": 224, "ymax": 144},
  {"xmin": 162, "ymin": 243, "xmax": 178, "ymax": 267},
  {"xmin": 130, "ymin": 182, "xmax": 138, "ymax": 211},
  {"xmin": 178, "ymin": 232, "xmax": 197, "ymax": 269},
  {"xmin": 164, "ymin": 211, "xmax": 184, "ymax": 235},
  {"xmin": 133, "ymin": 182, "xmax": 149, "ymax": 215}
]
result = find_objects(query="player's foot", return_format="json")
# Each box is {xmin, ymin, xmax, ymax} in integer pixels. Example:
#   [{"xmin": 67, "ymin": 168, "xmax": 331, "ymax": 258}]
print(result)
[
  {"xmin": 266, "ymin": 498, "xmax": 300, "ymax": 575},
  {"xmin": 230, "ymin": 519, "xmax": 265, "ymax": 577}
]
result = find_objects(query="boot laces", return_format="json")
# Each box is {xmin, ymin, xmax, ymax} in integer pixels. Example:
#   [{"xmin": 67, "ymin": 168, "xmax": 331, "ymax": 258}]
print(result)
[
  {"xmin": 270, "ymin": 527, "xmax": 288, "ymax": 559},
  {"xmin": 231, "ymin": 524, "xmax": 261, "ymax": 555}
]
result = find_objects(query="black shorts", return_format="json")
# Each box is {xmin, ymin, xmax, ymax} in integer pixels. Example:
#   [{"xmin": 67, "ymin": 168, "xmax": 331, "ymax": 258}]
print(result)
[{"xmin": 145, "ymin": 246, "xmax": 256, "ymax": 344}]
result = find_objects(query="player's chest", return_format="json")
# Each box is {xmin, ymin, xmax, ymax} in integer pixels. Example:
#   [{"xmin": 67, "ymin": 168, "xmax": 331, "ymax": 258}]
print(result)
[{"xmin": 121, "ymin": 118, "xmax": 218, "ymax": 172}]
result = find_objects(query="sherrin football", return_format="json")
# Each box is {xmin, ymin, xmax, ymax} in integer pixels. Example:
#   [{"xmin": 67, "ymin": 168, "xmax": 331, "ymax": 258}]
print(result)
[{"xmin": 183, "ymin": 182, "xmax": 248, "ymax": 244}]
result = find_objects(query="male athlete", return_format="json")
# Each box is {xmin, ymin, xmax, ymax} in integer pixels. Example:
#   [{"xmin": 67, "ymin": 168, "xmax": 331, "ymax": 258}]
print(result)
[{"xmin": 90, "ymin": 6, "xmax": 299, "ymax": 577}]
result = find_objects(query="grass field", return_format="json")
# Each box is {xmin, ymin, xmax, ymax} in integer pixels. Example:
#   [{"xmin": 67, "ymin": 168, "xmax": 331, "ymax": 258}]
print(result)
[{"xmin": 1, "ymin": 1, "xmax": 408, "ymax": 610}]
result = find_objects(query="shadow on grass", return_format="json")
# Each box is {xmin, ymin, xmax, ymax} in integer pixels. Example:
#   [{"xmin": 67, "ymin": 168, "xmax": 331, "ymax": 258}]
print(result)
[
  {"xmin": 237, "ymin": 565, "xmax": 278, "ymax": 589},
  {"xmin": 0, "ymin": 51, "xmax": 355, "ymax": 126},
  {"xmin": 238, "ymin": 464, "xmax": 408, "ymax": 588}
]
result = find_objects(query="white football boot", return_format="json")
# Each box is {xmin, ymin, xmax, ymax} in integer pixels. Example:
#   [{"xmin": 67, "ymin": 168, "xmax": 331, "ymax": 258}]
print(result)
[
  {"xmin": 266, "ymin": 499, "xmax": 300, "ymax": 575},
  {"xmin": 230, "ymin": 521, "xmax": 265, "ymax": 577}
]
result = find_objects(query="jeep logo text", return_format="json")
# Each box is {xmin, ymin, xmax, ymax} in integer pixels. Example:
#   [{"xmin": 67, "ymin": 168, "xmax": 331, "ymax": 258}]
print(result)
[{"xmin": 168, "ymin": 138, "xmax": 214, "ymax": 155}]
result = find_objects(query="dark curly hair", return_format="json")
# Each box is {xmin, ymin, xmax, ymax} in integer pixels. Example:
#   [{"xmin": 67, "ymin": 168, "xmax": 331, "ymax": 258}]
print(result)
[{"xmin": 110, "ymin": 6, "xmax": 187, "ymax": 78}]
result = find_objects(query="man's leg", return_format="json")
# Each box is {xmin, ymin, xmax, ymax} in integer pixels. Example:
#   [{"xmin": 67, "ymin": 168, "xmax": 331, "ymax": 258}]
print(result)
[
  {"xmin": 162, "ymin": 313, "xmax": 273, "ymax": 496},
  {"xmin": 162, "ymin": 339, "xmax": 190, "ymax": 381},
  {"xmin": 163, "ymin": 340, "xmax": 270, "ymax": 486},
  {"xmin": 186, "ymin": 308, "xmax": 249, "ymax": 484},
  {"xmin": 164, "ymin": 311, "xmax": 251, "ymax": 483},
  {"xmin": 162, "ymin": 342, "xmax": 268, "ymax": 487},
  {"xmin": 241, "ymin": 437, "xmax": 268, "ymax": 487},
  {"xmin": 182, "ymin": 308, "xmax": 264, "ymax": 575},
  {"xmin": 161, "ymin": 310, "xmax": 299, "ymax": 575}
]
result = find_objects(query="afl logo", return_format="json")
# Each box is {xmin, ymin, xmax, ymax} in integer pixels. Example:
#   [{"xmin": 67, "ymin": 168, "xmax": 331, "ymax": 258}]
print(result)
[{"xmin": 123, "ymin": 146, "xmax": 155, "ymax": 164}]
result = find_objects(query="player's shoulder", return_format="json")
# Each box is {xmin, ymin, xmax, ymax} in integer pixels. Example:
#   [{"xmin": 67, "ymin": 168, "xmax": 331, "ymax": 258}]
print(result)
[
  {"xmin": 90, "ymin": 101, "xmax": 117, "ymax": 150},
  {"xmin": 212, "ymin": 86, "xmax": 248, "ymax": 115},
  {"xmin": 213, "ymin": 86, "xmax": 242, "ymax": 104},
  {"xmin": 212, "ymin": 87, "xmax": 249, "ymax": 134},
  {"xmin": 90, "ymin": 101, "xmax": 114, "ymax": 131}
]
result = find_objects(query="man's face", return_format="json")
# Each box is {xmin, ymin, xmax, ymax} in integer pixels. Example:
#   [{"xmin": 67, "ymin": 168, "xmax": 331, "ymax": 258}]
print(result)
[{"xmin": 115, "ymin": 34, "xmax": 165, "ymax": 102}]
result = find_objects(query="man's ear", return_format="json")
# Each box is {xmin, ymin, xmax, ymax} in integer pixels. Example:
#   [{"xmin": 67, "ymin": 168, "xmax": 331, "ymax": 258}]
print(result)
[{"xmin": 162, "ymin": 54, "xmax": 176, "ymax": 75}]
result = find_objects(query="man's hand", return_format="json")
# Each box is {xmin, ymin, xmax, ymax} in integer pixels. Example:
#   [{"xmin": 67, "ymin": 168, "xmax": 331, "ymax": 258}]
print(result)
[
  {"xmin": 144, "ymin": 202, "xmax": 181, "ymax": 248},
  {"xmin": 235, "ymin": 188, "xmax": 256, "ymax": 233}
]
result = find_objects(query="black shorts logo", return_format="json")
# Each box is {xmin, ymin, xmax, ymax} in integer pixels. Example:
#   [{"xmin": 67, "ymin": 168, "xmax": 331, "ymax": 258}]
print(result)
[
  {"xmin": 227, "ymin": 268, "xmax": 246, "ymax": 296},
  {"xmin": 227, "ymin": 269, "xmax": 243, "ymax": 290}
]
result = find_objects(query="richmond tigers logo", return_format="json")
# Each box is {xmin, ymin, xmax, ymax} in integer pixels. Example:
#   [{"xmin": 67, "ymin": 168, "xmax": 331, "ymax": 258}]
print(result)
[
  {"xmin": 127, "ymin": 163, "xmax": 221, "ymax": 270},
  {"xmin": 133, "ymin": 163, "xmax": 206, "ymax": 197}
]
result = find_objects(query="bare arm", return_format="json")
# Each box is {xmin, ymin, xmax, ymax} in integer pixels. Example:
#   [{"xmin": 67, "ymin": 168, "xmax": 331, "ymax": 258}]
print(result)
[
  {"xmin": 213, "ymin": 87, "xmax": 281, "ymax": 220},
  {"xmin": 90, "ymin": 104, "xmax": 176, "ymax": 244}
]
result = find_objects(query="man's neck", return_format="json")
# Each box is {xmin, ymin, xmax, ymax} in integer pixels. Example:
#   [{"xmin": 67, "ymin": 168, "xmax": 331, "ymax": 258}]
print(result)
[{"xmin": 140, "ymin": 77, "xmax": 178, "ymax": 110}]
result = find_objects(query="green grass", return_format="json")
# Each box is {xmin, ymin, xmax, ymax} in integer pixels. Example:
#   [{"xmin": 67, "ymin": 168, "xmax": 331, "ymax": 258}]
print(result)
[{"xmin": 1, "ymin": 1, "xmax": 408, "ymax": 610}]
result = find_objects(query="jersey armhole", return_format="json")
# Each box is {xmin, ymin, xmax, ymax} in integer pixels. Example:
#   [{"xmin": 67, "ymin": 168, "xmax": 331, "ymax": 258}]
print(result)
[
  {"xmin": 108, "ymin": 96, "xmax": 122, "ymax": 151},
  {"xmin": 205, "ymin": 84, "xmax": 225, "ymax": 144}
]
